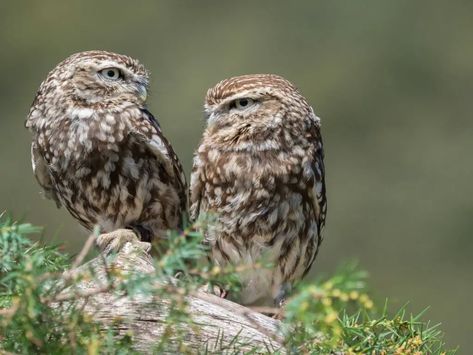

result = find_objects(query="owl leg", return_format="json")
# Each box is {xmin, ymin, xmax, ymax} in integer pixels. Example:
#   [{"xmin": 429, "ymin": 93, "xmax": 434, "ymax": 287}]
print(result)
[
  {"xmin": 128, "ymin": 223, "xmax": 153, "ymax": 243},
  {"xmin": 274, "ymin": 282, "xmax": 291, "ymax": 308},
  {"xmin": 270, "ymin": 284, "xmax": 291, "ymax": 319},
  {"xmin": 96, "ymin": 228, "xmax": 152, "ymax": 255}
]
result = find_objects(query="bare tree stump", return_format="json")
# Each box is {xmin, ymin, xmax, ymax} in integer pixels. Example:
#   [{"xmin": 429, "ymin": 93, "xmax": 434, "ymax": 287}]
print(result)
[{"xmin": 64, "ymin": 242, "xmax": 285, "ymax": 353}]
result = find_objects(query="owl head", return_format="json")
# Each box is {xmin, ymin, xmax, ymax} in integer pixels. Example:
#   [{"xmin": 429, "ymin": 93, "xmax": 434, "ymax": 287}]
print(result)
[
  {"xmin": 34, "ymin": 50, "xmax": 150, "ymax": 110},
  {"xmin": 204, "ymin": 74, "xmax": 315, "ymax": 136}
]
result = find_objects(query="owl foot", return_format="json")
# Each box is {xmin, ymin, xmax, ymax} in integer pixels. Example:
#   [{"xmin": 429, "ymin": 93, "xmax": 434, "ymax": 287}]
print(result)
[
  {"xmin": 212, "ymin": 284, "xmax": 229, "ymax": 299},
  {"xmin": 271, "ymin": 285, "xmax": 289, "ymax": 319},
  {"xmin": 96, "ymin": 228, "xmax": 152, "ymax": 255},
  {"xmin": 272, "ymin": 309, "xmax": 285, "ymax": 320},
  {"xmin": 199, "ymin": 283, "xmax": 229, "ymax": 298}
]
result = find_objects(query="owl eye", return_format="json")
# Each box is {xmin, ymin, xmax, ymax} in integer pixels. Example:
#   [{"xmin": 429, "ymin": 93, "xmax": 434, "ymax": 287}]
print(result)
[
  {"xmin": 230, "ymin": 98, "xmax": 255, "ymax": 110},
  {"xmin": 99, "ymin": 68, "xmax": 122, "ymax": 80}
]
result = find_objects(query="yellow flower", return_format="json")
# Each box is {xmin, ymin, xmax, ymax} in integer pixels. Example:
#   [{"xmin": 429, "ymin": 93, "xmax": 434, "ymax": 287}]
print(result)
[
  {"xmin": 359, "ymin": 294, "xmax": 369, "ymax": 303},
  {"xmin": 349, "ymin": 291, "xmax": 359, "ymax": 300},
  {"xmin": 408, "ymin": 335, "xmax": 423, "ymax": 347},
  {"xmin": 211, "ymin": 266, "xmax": 221, "ymax": 275},
  {"xmin": 87, "ymin": 336, "xmax": 100, "ymax": 355},
  {"xmin": 300, "ymin": 301, "xmax": 309, "ymax": 311},
  {"xmin": 309, "ymin": 285, "xmax": 323, "ymax": 298},
  {"xmin": 394, "ymin": 344, "xmax": 405, "ymax": 355},
  {"xmin": 333, "ymin": 326, "xmax": 342, "ymax": 337},
  {"xmin": 324, "ymin": 311, "xmax": 338, "ymax": 323},
  {"xmin": 323, "ymin": 281, "xmax": 333, "ymax": 290},
  {"xmin": 332, "ymin": 289, "xmax": 341, "ymax": 298},
  {"xmin": 322, "ymin": 297, "xmax": 332, "ymax": 307}
]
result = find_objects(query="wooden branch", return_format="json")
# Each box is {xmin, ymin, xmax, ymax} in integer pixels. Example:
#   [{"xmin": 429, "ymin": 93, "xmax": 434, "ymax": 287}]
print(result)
[{"xmin": 61, "ymin": 242, "xmax": 285, "ymax": 353}]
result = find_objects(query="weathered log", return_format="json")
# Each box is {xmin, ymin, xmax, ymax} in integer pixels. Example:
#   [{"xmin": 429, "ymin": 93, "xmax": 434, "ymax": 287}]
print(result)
[{"xmin": 64, "ymin": 242, "xmax": 285, "ymax": 353}]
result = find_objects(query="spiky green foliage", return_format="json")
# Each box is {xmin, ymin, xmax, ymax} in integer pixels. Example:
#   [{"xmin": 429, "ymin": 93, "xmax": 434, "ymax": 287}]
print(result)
[
  {"xmin": 0, "ymin": 215, "xmax": 457, "ymax": 354},
  {"xmin": 282, "ymin": 263, "xmax": 456, "ymax": 354},
  {"xmin": 0, "ymin": 215, "xmax": 134, "ymax": 353}
]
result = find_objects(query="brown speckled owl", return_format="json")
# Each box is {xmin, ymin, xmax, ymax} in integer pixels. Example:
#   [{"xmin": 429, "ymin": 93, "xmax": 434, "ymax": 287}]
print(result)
[
  {"xmin": 26, "ymin": 50, "xmax": 187, "ymax": 253},
  {"xmin": 190, "ymin": 74, "xmax": 327, "ymax": 306}
]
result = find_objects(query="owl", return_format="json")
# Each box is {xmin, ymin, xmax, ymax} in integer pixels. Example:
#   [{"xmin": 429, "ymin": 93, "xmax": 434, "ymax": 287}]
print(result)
[
  {"xmin": 190, "ymin": 74, "xmax": 326, "ymax": 307},
  {"xmin": 26, "ymin": 50, "xmax": 187, "ymax": 253}
]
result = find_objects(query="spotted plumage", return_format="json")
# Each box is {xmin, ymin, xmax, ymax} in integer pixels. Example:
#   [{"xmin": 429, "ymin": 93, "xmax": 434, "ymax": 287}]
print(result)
[
  {"xmin": 190, "ymin": 74, "xmax": 327, "ymax": 306},
  {"xmin": 26, "ymin": 50, "xmax": 186, "ymax": 250}
]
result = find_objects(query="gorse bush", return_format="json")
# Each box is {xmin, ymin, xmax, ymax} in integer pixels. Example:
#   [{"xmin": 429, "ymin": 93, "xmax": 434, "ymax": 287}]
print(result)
[
  {"xmin": 283, "ymin": 264, "xmax": 455, "ymax": 354},
  {"xmin": 0, "ymin": 215, "xmax": 456, "ymax": 354}
]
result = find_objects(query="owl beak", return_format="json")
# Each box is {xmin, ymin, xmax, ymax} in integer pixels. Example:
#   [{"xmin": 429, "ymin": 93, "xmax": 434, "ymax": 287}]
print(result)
[{"xmin": 138, "ymin": 85, "xmax": 148, "ymax": 102}]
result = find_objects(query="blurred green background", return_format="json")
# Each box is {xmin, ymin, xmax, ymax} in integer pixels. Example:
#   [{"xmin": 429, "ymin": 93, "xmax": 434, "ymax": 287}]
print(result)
[{"xmin": 0, "ymin": 1, "xmax": 471, "ymax": 350}]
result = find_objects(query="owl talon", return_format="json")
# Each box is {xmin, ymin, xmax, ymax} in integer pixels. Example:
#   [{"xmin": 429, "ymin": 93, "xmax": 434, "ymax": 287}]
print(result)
[
  {"xmin": 96, "ymin": 228, "xmax": 151, "ymax": 255},
  {"xmin": 199, "ymin": 283, "xmax": 229, "ymax": 298},
  {"xmin": 174, "ymin": 271, "xmax": 184, "ymax": 279},
  {"xmin": 218, "ymin": 287, "xmax": 228, "ymax": 299},
  {"xmin": 272, "ymin": 309, "xmax": 285, "ymax": 320},
  {"xmin": 212, "ymin": 284, "xmax": 228, "ymax": 299}
]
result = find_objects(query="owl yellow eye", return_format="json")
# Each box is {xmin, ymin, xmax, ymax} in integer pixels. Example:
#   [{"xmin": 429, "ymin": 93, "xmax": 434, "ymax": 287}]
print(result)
[
  {"xmin": 99, "ymin": 68, "xmax": 122, "ymax": 80},
  {"xmin": 230, "ymin": 98, "xmax": 255, "ymax": 110}
]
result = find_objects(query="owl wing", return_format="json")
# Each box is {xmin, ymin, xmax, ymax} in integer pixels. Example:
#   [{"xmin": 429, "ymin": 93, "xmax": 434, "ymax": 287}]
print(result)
[
  {"xmin": 131, "ymin": 108, "xmax": 188, "ymax": 214},
  {"xmin": 301, "ymin": 119, "xmax": 327, "ymax": 275},
  {"xmin": 312, "ymin": 135, "xmax": 327, "ymax": 240},
  {"xmin": 31, "ymin": 142, "xmax": 61, "ymax": 208},
  {"xmin": 189, "ymin": 152, "xmax": 205, "ymax": 222}
]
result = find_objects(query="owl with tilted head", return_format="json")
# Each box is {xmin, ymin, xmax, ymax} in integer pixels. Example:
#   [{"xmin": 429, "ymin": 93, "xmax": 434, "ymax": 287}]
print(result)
[
  {"xmin": 190, "ymin": 74, "xmax": 327, "ymax": 307},
  {"xmin": 26, "ymin": 50, "xmax": 187, "ymax": 253}
]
